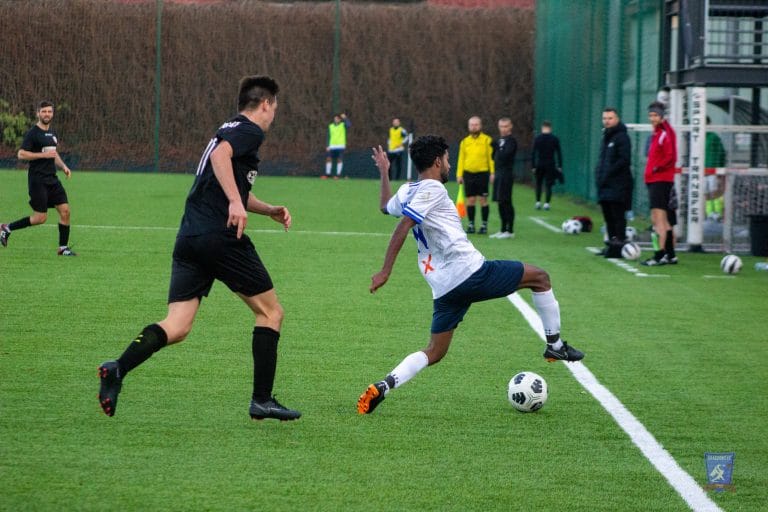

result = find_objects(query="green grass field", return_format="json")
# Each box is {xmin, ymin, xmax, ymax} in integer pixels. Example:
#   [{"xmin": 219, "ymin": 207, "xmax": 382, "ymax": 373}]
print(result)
[{"xmin": 1, "ymin": 170, "xmax": 766, "ymax": 511}]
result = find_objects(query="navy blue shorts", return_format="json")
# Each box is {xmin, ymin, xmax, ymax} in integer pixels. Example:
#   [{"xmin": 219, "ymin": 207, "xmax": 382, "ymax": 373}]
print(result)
[
  {"xmin": 326, "ymin": 148, "xmax": 345, "ymax": 160},
  {"xmin": 431, "ymin": 260, "xmax": 525, "ymax": 333}
]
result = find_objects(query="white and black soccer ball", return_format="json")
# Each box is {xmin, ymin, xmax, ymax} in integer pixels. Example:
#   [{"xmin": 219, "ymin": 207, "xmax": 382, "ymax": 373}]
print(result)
[
  {"xmin": 621, "ymin": 242, "xmax": 641, "ymax": 260},
  {"xmin": 625, "ymin": 226, "xmax": 638, "ymax": 242},
  {"xmin": 507, "ymin": 371, "xmax": 548, "ymax": 413},
  {"xmin": 720, "ymin": 254, "xmax": 742, "ymax": 274},
  {"xmin": 561, "ymin": 219, "xmax": 582, "ymax": 235}
]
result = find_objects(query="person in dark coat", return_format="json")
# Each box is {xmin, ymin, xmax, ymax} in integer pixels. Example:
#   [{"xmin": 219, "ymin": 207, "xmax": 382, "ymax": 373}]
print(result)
[
  {"xmin": 490, "ymin": 117, "xmax": 517, "ymax": 239},
  {"xmin": 531, "ymin": 121, "xmax": 562, "ymax": 210},
  {"xmin": 595, "ymin": 107, "xmax": 632, "ymax": 257}
]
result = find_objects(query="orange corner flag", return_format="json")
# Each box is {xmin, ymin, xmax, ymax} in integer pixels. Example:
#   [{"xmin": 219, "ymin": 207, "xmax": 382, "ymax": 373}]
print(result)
[{"xmin": 455, "ymin": 184, "xmax": 466, "ymax": 218}]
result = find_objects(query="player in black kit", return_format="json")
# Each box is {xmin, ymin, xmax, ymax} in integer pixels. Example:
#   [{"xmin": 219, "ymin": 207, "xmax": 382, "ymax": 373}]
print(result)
[
  {"xmin": 1, "ymin": 101, "xmax": 76, "ymax": 255},
  {"xmin": 98, "ymin": 75, "xmax": 301, "ymax": 421}
]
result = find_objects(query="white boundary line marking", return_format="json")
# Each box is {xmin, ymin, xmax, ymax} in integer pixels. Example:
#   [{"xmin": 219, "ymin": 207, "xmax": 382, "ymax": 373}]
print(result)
[
  {"xmin": 529, "ymin": 216, "xmax": 562, "ymax": 233},
  {"xmin": 41, "ymin": 223, "xmax": 390, "ymax": 237},
  {"xmin": 507, "ymin": 293, "xmax": 722, "ymax": 512},
  {"xmin": 585, "ymin": 247, "xmax": 671, "ymax": 278}
]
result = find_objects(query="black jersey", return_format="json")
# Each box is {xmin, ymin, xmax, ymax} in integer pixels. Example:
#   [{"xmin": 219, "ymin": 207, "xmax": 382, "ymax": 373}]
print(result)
[
  {"xmin": 179, "ymin": 115, "xmax": 264, "ymax": 236},
  {"xmin": 493, "ymin": 135, "xmax": 517, "ymax": 174},
  {"xmin": 20, "ymin": 125, "xmax": 59, "ymax": 183}
]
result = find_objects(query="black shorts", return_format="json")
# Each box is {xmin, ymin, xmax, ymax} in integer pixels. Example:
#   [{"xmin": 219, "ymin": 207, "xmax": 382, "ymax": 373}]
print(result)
[
  {"xmin": 647, "ymin": 181, "xmax": 673, "ymax": 210},
  {"xmin": 28, "ymin": 177, "xmax": 68, "ymax": 212},
  {"xmin": 463, "ymin": 171, "xmax": 490, "ymax": 197},
  {"xmin": 168, "ymin": 232, "xmax": 274, "ymax": 303}
]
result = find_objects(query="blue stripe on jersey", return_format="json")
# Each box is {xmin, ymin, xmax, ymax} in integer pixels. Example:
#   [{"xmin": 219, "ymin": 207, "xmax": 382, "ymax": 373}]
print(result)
[
  {"xmin": 195, "ymin": 138, "xmax": 218, "ymax": 176},
  {"xmin": 402, "ymin": 206, "xmax": 423, "ymax": 223}
]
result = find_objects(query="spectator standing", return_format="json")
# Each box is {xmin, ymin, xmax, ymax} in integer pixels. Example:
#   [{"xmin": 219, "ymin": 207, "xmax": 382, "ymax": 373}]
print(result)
[
  {"xmin": 594, "ymin": 107, "xmax": 633, "ymax": 257},
  {"xmin": 324, "ymin": 112, "xmax": 350, "ymax": 179},
  {"xmin": 490, "ymin": 117, "xmax": 517, "ymax": 239},
  {"xmin": 531, "ymin": 121, "xmax": 562, "ymax": 210},
  {"xmin": 386, "ymin": 118, "xmax": 409, "ymax": 181}
]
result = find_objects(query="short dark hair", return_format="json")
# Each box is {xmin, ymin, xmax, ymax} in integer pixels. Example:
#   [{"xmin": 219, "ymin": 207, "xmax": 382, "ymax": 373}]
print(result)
[
  {"xmin": 603, "ymin": 107, "xmax": 619, "ymax": 115},
  {"xmin": 409, "ymin": 135, "xmax": 449, "ymax": 172},
  {"xmin": 541, "ymin": 120, "xmax": 552, "ymax": 128},
  {"xmin": 238, "ymin": 75, "xmax": 279, "ymax": 111},
  {"xmin": 37, "ymin": 100, "xmax": 54, "ymax": 111}
]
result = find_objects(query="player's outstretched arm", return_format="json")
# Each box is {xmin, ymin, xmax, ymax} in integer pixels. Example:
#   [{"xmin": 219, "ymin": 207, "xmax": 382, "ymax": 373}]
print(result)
[
  {"xmin": 370, "ymin": 216, "xmax": 415, "ymax": 293},
  {"xmin": 372, "ymin": 145, "xmax": 392, "ymax": 213}
]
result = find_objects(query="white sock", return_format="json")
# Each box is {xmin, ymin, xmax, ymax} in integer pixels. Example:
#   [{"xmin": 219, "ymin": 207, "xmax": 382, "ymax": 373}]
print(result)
[
  {"xmin": 531, "ymin": 289, "xmax": 561, "ymax": 342},
  {"xmin": 325, "ymin": 162, "xmax": 332, "ymax": 175},
  {"xmin": 336, "ymin": 162, "xmax": 343, "ymax": 176},
  {"xmin": 388, "ymin": 351, "xmax": 429, "ymax": 392}
]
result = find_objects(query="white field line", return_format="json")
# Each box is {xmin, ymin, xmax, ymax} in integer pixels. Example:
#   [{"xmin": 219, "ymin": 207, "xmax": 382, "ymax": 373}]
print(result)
[
  {"xmin": 507, "ymin": 292, "xmax": 722, "ymax": 512},
  {"xmin": 585, "ymin": 247, "xmax": 670, "ymax": 278},
  {"xmin": 529, "ymin": 216, "xmax": 562, "ymax": 233},
  {"xmin": 41, "ymin": 223, "xmax": 390, "ymax": 237}
]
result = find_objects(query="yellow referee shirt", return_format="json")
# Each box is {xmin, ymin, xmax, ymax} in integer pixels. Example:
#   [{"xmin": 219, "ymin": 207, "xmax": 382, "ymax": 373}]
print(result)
[{"xmin": 457, "ymin": 132, "xmax": 494, "ymax": 177}]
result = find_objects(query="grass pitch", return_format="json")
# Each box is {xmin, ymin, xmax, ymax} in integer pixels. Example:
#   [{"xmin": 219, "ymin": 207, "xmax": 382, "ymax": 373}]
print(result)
[{"xmin": 1, "ymin": 170, "xmax": 766, "ymax": 511}]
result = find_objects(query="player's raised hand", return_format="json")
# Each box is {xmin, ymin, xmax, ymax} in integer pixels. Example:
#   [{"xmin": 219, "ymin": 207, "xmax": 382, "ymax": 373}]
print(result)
[
  {"xmin": 370, "ymin": 270, "xmax": 389, "ymax": 293},
  {"xmin": 269, "ymin": 205, "xmax": 291, "ymax": 231},
  {"xmin": 371, "ymin": 145, "xmax": 390, "ymax": 176},
  {"xmin": 228, "ymin": 200, "xmax": 248, "ymax": 239}
]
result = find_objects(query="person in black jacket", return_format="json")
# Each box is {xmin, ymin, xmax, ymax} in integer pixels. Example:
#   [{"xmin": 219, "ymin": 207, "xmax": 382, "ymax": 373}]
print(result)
[
  {"xmin": 531, "ymin": 121, "xmax": 562, "ymax": 210},
  {"xmin": 595, "ymin": 107, "xmax": 633, "ymax": 257},
  {"xmin": 490, "ymin": 117, "xmax": 517, "ymax": 239}
]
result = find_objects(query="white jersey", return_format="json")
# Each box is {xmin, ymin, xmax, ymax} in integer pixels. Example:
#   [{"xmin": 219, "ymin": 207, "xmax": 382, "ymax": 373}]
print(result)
[{"xmin": 387, "ymin": 179, "xmax": 485, "ymax": 299}]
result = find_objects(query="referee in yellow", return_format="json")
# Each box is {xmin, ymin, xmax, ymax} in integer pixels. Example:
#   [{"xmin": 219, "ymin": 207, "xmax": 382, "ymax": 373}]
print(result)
[{"xmin": 457, "ymin": 116, "xmax": 494, "ymax": 234}]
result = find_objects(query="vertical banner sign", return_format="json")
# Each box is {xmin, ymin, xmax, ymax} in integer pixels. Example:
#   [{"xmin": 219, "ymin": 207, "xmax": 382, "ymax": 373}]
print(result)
[
  {"xmin": 704, "ymin": 452, "xmax": 735, "ymax": 492},
  {"xmin": 687, "ymin": 87, "xmax": 706, "ymax": 248}
]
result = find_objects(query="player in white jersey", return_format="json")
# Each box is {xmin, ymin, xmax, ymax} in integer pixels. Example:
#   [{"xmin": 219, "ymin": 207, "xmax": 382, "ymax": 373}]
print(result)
[{"xmin": 357, "ymin": 135, "xmax": 584, "ymax": 415}]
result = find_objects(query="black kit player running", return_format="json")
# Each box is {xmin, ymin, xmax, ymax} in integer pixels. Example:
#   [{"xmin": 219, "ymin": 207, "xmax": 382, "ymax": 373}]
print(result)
[
  {"xmin": 98, "ymin": 75, "xmax": 300, "ymax": 421},
  {"xmin": 1, "ymin": 101, "xmax": 76, "ymax": 255}
]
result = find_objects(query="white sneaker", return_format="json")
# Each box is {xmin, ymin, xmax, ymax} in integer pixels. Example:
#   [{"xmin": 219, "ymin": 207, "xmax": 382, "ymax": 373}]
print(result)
[
  {"xmin": 535, "ymin": 202, "xmax": 541, "ymax": 210},
  {"xmin": 543, "ymin": 203, "xmax": 550, "ymax": 210},
  {"xmin": 489, "ymin": 232, "xmax": 502, "ymax": 238},
  {"xmin": 497, "ymin": 232, "xmax": 514, "ymax": 239}
]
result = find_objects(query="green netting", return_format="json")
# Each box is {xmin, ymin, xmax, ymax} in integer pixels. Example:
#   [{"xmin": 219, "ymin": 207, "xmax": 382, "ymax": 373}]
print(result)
[{"xmin": 535, "ymin": 0, "xmax": 662, "ymax": 213}]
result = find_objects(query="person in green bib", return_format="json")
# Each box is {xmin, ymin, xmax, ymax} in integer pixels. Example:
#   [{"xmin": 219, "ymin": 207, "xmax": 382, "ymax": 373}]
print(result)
[
  {"xmin": 324, "ymin": 112, "xmax": 350, "ymax": 179},
  {"xmin": 386, "ymin": 118, "xmax": 409, "ymax": 181}
]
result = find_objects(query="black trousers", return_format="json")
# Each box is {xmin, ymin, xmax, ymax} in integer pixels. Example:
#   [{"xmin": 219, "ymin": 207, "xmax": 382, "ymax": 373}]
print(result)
[
  {"xmin": 600, "ymin": 200, "xmax": 626, "ymax": 242},
  {"xmin": 535, "ymin": 169, "xmax": 555, "ymax": 202},
  {"xmin": 388, "ymin": 152, "xmax": 405, "ymax": 180}
]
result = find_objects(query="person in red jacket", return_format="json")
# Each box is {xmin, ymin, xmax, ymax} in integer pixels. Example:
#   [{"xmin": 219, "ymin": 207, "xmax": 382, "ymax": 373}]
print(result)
[{"xmin": 642, "ymin": 101, "xmax": 678, "ymax": 266}]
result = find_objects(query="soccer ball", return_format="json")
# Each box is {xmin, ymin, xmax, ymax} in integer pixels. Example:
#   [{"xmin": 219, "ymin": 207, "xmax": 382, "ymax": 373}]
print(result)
[
  {"xmin": 720, "ymin": 254, "xmax": 742, "ymax": 274},
  {"xmin": 625, "ymin": 226, "xmax": 638, "ymax": 241},
  {"xmin": 561, "ymin": 219, "xmax": 582, "ymax": 235},
  {"xmin": 507, "ymin": 371, "xmax": 548, "ymax": 412},
  {"xmin": 621, "ymin": 242, "xmax": 641, "ymax": 260}
]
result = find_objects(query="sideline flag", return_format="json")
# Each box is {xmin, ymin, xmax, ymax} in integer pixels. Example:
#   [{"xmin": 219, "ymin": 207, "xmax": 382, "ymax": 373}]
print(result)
[{"xmin": 456, "ymin": 184, "xmax": 466, "ymax": 218}]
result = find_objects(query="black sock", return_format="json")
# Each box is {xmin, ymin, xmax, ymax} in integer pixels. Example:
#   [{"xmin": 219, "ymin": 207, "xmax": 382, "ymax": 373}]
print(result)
[
  {"xmin": 8, "ymin": 217, "xmax": 32, "ymax": 231},
  {"xmin": 116, "ymin": 324, "xmax": 168, "ymax": 376},
  {"xmin": 252, "ymin": 326, "xmax": 280, "ymax": 402},
  {"xmin": 481, "ymin": 205, "xmax": 489, "ymax": 223},
  {"xmin": 58, "ymin": 223, "xmax": 70, "ymax": 247},
  {"xmin": 665, "ymin": 230, "xmax": 675, "ymax": 257},
  {"xmin": 654, "ymin": 249, "xmax": 665, "ymax": 261},
  {"xmin": 467, "ymin": 206, "xmax": 476, "ymax": 225}
]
